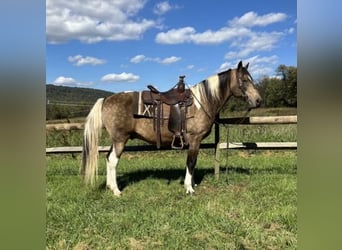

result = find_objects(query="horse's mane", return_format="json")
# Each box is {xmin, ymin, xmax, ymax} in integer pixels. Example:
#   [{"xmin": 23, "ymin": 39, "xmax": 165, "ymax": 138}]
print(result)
[{"xmin": 191, "ymin": 69, "xmax": 231, "ymax": 109}]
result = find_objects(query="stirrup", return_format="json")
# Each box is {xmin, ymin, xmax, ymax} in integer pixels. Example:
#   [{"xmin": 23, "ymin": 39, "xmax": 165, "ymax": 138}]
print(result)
[{"xmin": 171, "ymin": 135, "xmax": 184, "ymax": 149}]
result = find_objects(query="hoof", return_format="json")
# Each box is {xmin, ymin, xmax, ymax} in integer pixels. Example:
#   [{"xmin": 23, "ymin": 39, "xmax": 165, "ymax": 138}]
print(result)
[
  {"xmin": 107, "ymin": 185, "xmax": 121, "ymax": 197},
  {"xmin": 113, "ymin": 189, "xmax": 122, "ymax": 197},
  {"xmin": 185, "ymin": 185, "xmax": 195, "ymax": 195}
]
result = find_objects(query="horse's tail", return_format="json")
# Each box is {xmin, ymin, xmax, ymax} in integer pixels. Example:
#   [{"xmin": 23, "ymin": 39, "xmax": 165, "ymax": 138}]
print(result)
[{"xmin": 81, "ymin": 98, "xmax": 104, "ymax": 186}]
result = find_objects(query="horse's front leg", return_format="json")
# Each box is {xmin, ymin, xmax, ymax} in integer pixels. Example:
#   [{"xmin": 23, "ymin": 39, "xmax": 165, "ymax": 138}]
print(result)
[{"xmin": 184, "ymin": 141, "xmax": 200, "ymax": 194}]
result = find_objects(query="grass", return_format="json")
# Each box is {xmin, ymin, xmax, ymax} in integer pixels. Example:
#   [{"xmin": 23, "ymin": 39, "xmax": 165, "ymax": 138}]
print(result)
[
  {"xmin": 47, "ymin": 151, "xmax": 296, "ymax": 249},
  {"xmin": 46, "ymin": 108, "xmax": 297, "ymax": 249}
]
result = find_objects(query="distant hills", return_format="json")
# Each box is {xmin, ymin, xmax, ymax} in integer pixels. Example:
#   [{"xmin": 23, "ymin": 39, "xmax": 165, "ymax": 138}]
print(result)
[
  {"xmin": 46, "ymin": 84, "xmax": 114, "ymax": 104},
  {"xmin": 46, "ymin": 84, "xmax": 114, "ymax": 120}
]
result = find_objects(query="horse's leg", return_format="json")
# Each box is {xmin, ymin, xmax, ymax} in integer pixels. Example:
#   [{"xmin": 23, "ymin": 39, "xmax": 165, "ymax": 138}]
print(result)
[
  {"xmin": 106, "ymin": 141, "xmax": 126, "ymax": 196},
  {"xmin": 184, "ymin": 138, "xmax": 200, "ymax": 194}
]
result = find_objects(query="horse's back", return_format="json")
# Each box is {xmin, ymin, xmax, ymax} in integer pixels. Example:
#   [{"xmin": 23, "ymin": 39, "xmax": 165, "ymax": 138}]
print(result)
[{"xmin": 100, "ymin": 90, "xmax": 212, "ymax": 145}]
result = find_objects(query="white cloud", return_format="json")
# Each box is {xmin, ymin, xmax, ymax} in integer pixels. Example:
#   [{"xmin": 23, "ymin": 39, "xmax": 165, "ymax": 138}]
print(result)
[
  {"xmin": 101, "ymin": 72, "xmax": 140, "ymax": 83},
  {"xmin": 158, "ymin": 56, "xmax": 181, "ymax": 64},
  {"xmin": 218, "ymin": 62, "xmax": 235, "ymax": 72},
  {"xmin": 246, "ymin": 55, "xmax": 279, "ymax": 78},
  {"xmin": 129, "ymin": 54, "xmax": 181, "ymax": 65},
  {"xmin": 229, "ymin": 11, "xmax": 287, "ymax": 27},
  {"xmin": 246, "ymin": 32, "xmax": 283, "ymax": 51},
  {"xmin": 245, "ymin": 55, "xmax": 279, "ymax": 65},
  {"xmin": 53, "ymin": 76, "xmax": 76, "ymax": 85},
  {"xmin": 155, "ymin": 11, "xmax": 288, "ymax": 60},
  {"xmin": 130, "ymin": 54, "xmax": 147, "ymax": 63},
  {"xmin": 51, "ymin": 76, "xmax": 93, "ymax": 87},
  {"xmin": 218, "ymin": 55, "xmax": 279, "ymax": 79},
  {"xmin": 154, "ymin": 1, "xmax": 172, "ymax": 15},
  {"xmin": 155, "ymin": 27, "xmax": 195, "ymax": 44},
  {"xmin": 287, "ymin": 27, "xmax": 295, "ymax": 34},
  {"xmin": 46, "ymin": 0, "xmax": 156, "ymax": 43},
  {"xmin": 153, "ymin": 1, "xmax": 180, "ymax": 15},
  {"xmin": 155, "ymin": 26, "xmax": 251, "ymax": 45},
  {"xmin": 68, "ymin": 55, "xmax": 106, "ymax": 66},
  {"xmin": 225, "ymin": 31, "xmax": 284, "ymax": 59}
]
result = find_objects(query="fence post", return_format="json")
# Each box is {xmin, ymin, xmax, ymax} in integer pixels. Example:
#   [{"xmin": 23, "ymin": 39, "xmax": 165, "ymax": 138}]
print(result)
[{"xmin": 214, "ymin": 114, "xmax": 220, "ymax": 179}]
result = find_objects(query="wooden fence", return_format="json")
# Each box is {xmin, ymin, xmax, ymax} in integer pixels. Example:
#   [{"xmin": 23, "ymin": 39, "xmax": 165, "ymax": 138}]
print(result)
[{"xmin": 46, "ymin": 115, "xmax": 297, "ymax": 178}]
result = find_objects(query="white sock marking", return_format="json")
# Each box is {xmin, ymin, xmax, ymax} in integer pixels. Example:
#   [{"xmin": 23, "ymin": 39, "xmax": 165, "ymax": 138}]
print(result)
[
  {"xmin": 106, "ymin": 150, "xmax": 121, "ymax": 196},
  {"xmin": 184, "ymin": 167, "xmax": 195, "ymax": 194}
]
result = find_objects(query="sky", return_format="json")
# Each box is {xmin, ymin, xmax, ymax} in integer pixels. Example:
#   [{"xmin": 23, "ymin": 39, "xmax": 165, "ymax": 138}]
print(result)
[{"xmin": 46, "ymin": 0, "xmax": 297, "ymax": 93}]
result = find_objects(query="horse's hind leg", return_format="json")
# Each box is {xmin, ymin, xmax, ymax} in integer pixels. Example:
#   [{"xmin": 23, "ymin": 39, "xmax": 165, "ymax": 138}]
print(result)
[{"xmin": 106, "ymin": 141, "xmax": 126, "ymax": 196}]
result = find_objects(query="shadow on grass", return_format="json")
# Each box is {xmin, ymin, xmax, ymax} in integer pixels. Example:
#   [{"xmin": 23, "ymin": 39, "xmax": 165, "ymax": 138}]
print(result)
[{"xmin": 98, "ymin": 165, "xmax": 254, "ymax": 192}]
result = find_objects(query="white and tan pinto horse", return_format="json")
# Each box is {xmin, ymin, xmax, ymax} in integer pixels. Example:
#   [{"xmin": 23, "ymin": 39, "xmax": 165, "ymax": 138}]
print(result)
[{"xmin": 81, "ymin": 61, "xmax": 261, "ymax": 196}]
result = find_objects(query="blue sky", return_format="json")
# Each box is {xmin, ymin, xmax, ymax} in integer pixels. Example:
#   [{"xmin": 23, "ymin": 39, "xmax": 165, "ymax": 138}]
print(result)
[{"xmin": 46, "ymin": 0, "xmax": 296, "ymax": 93}]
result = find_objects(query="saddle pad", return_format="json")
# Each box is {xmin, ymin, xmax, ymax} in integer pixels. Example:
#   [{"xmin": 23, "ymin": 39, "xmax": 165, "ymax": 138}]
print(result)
[{"xmin": 132, "ymin": 91, "xmax": 156, "ymax": 118}]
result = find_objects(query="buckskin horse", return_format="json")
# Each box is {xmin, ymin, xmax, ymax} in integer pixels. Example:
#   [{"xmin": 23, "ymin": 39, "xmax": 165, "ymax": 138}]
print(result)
[{"xmin": 81, "ymin": 61, "xmax": 261, "ymax": 196}]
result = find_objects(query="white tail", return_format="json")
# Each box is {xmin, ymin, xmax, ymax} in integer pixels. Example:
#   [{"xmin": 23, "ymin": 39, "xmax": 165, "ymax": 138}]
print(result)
[{"xmin": 81, "ymin": 98, "xmax": 104, "ymax": 186}]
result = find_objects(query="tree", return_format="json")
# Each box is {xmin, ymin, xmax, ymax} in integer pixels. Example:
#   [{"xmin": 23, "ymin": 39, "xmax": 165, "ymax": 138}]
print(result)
[
  {"xmin": 46, "ymin": 104, "xmax": 71, "ymax": 120},
  {"xmin": 263, "ymin": 77, "xmax": 286, "ymax": 107},
  {"xmin": 256, "ymin": 65, "xmax": 297, "ymax": 108},
  {"xmin": 276, "ymin": 65, "xmax": 297, "ymax": 107}
]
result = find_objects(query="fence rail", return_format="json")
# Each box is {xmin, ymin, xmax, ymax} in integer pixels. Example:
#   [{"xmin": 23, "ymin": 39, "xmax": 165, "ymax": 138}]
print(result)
[
  {"xmin": 46, "ymin": 122, "xmax": 85, "ymax": 131},
  {"xmin": 46, "ymin": 144, "xmax": 220, "ymax": 154},
  {"xmin": 46, "ymin": 115, "xmax": 297, "ymax": 177},
  {"xmin": 45, "ymin": 142, "xmax": 297, "ymax": 154},
  {"xmin": 218, "ymin": 115, "xmax": 297, "ymax": 125}
]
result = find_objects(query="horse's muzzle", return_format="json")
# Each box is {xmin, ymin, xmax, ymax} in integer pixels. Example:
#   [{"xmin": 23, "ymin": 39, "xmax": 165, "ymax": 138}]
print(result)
[
  {"xmin": 255, "ymin": 97, "xmax": 262, "ymax": 107},
  {"xmin": 248, "ymin": 97, "xmax": 262, "ymax": 108}
]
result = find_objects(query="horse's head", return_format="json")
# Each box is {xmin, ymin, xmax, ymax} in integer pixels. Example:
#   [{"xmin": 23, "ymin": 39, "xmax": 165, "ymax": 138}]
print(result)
[{"xmin": 231, "ymin": 61, "xmax": 262, "ymax": 108}]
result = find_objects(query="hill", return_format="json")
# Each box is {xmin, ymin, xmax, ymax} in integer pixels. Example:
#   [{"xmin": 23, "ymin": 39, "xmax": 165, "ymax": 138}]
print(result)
[
  {"xmin": 46, "ymin": 84, "xmax": 114, "ymax": 120},
  {"xmin": 46, "ymin": 84, "xmax": 113, "ymax": 103}
]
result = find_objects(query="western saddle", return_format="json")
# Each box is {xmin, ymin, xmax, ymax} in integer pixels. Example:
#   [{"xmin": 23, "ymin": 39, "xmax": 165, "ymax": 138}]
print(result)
[{"xmin": 141, "ymin": 75, "xmax": 193, "ymax": 149}]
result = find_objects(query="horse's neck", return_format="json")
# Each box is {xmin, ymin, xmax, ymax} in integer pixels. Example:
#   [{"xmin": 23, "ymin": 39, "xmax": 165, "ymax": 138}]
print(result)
[
  {"xmin": 214, "ymin": 71, "xmax": 234, "ymax": 113},
  {"xmin": 191, "ymin": 70, "xmax": 237, "ymax": 120},
  {"xmin": 191, "ymin": 84, "xmax": 231, "ymax": 120},
  {"xmin": 208, "ymin": 79, "xmax": 232, "ymax": 115},
  {"xmin": 211, "ymin": 94, "xmax": 231, "ymax": 116}
]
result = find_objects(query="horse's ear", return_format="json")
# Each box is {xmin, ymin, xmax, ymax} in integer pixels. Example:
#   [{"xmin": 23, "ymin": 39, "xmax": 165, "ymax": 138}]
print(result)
[
  {"xmin": 237, "ymin": 61, "xmax": 243, "ymax": 71},
  {"xmin": 245, "ymin": 62, "xmax": 249, "ymax": 69}
]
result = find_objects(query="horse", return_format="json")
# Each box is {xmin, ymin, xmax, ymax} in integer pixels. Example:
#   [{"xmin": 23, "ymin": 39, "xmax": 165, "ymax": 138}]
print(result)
[{"xmin": 81, "ymin": 61, "xmax": 262, "ymax": 196}]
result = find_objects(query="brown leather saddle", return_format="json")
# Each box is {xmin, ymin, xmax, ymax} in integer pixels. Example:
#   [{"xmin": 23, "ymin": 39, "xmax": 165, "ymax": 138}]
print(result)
[{"xmin": 141, "ymin": 76, "xmax": 193, "ymax": 149}]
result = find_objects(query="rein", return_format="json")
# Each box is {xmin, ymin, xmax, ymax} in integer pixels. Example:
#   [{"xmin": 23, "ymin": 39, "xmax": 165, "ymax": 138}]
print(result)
[{"xmin": 220, "ymin": 107, "xmax": 252, "ymax": 179}]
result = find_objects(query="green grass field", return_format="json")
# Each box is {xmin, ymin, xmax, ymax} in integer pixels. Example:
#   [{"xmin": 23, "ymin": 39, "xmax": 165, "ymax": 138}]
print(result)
[{"xmin": 46, "ymin": 108, "xmax": 297, "ymax": 249}]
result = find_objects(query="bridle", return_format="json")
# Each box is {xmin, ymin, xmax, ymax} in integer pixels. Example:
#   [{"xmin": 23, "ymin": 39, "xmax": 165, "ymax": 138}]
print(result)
[{"xmin": 237, "ymin": 70, "xmax": 254, "ymax": 101}]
